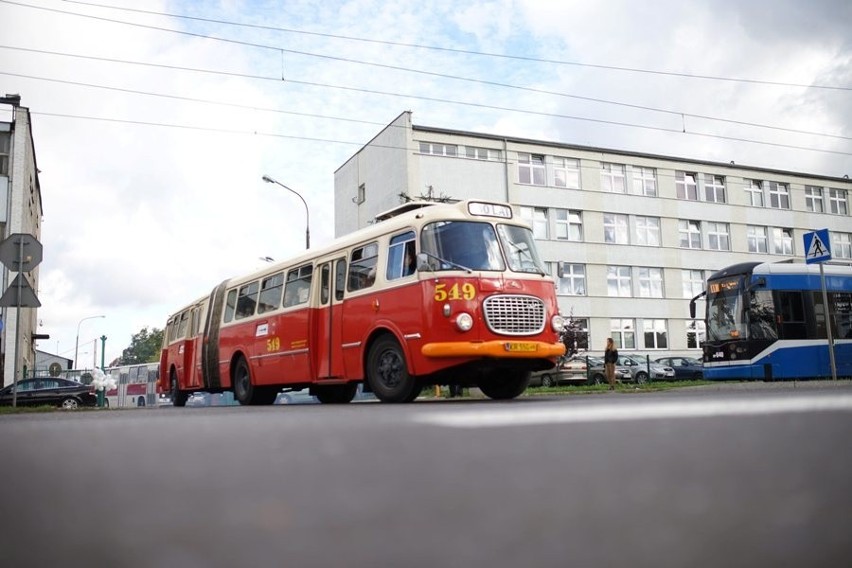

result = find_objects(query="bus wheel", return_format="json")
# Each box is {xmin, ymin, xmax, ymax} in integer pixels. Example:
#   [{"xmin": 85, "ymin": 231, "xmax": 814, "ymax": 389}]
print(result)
[
  {"xmin": 367, "ymin": 335, "xmax": 418, "ymax": 403},
  {"xmin": 233, "ymin": 357, "xmax": 257, "ymax": 405},
  {"xmin": 315, "ymin": 383, "xmax": 357, "ymax": 404},
  {"xmin": 171, "ymin": 371, "xmax": 188, "ymax": 407},
  {"xmin": 478, "ymin": 369, "xmax": 530, "ymax": 400}
]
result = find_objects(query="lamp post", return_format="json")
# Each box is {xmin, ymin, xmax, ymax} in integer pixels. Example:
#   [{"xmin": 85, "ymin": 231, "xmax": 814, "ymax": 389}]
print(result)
[
  {"xmin": 262, "ymin": 175, "xmax": 310, "ymax": 249},
  {"xmin": 74, "ymin": 315, "xmax": 105, "ymax": 370}
]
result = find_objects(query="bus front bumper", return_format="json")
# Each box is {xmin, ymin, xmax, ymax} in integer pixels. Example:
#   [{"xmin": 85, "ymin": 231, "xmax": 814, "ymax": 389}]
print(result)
[{"xmin": 422, "ymin": 340, "xmax": 566, "ymax": 359}]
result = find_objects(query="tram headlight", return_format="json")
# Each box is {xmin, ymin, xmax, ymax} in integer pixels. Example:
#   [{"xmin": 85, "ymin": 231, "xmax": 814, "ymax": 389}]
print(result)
[
  {"xmin": 454, "ymin": 312, "xmax": 474, "ymax": 332},
  {"xmin": 551, "ymin": 314, "xmax": 566, "ymax": 333}
]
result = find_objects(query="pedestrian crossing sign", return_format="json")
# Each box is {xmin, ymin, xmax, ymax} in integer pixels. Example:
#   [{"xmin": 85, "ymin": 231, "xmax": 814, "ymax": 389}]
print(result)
[{"xmin": 803, "ymin": 229, "xmax": 831, "ymax": 264}]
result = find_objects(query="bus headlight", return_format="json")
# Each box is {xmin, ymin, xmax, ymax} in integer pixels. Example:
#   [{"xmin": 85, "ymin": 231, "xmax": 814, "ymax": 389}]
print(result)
[
  {"xmin": 455, "ymin": 312, "xmax": 474, "ymax": 332},
  {"xmin": 551, "ymin": 314, "xmax": 566, "ymax": 333}
]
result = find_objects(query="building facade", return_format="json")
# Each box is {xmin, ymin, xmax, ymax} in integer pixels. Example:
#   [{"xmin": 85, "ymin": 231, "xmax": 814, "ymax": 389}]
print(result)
[
  {"xmin": 0, "ymin": 96, "xmax": 44, "ymax": 386},
  {"xmin": 334, "ymin": 111, "xmax": 852, "ymax": 357}
]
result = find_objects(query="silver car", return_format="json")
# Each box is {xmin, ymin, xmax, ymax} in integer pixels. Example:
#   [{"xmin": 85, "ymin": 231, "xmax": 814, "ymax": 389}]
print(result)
[{"xmin": 616, "ymin": 355, "xmax": 675, "ymax": 383}]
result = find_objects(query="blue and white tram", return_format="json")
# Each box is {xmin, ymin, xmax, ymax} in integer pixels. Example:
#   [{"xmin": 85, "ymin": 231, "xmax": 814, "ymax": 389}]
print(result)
[{"xmin": 691, "ymin": 261, "xmax": 852, "ymax": 380}]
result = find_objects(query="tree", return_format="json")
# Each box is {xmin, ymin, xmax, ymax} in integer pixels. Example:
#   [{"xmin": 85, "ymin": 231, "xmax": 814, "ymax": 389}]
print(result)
[{"xmin": 118, "ymin": 327, "xmax": 164, "ymax": 365}]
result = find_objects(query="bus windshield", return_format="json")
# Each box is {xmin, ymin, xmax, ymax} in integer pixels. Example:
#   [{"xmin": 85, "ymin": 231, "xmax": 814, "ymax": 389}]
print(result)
[
  {"xmin": 497, "ymin": 224, "xmax": 546, "ymax": 274},
  {"xmin": 420, "ymin": 221, "xmax": 506, "ymax": 271},
  {"xmin": 706, "ymin": 278, "xmax": 747, "ymax": 341}
]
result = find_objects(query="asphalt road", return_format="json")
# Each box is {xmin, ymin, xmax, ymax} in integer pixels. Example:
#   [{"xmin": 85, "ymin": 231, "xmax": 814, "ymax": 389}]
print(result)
[{"xmin": 3, "ymin": 381, "xmax": 851, "ymax": 568}]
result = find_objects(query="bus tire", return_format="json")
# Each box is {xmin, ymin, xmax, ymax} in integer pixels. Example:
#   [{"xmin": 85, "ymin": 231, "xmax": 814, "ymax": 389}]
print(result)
[
  {"xmin": 366, "ymin": 335, "xmax": 419, "ymax": 403},
  {"xmin": 477, "ymin": 369, "xmax": 530, "ymax": 400},
  {"xmin": 315, "ymin": 383, "xmax": 357, "ymax": 404},
  {"xmin": 233, "ymin": 357, "xmax": 258, "ymax": 405},
  {"xmin": 171, "ymin": 371, "xmax": 188, "ymax": 407}
]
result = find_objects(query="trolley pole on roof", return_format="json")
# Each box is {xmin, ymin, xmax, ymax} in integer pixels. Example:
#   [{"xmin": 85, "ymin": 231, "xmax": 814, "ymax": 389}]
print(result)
[{"xmin": 262, "ymin": 175, "xmax": 310, "ymax": 250}]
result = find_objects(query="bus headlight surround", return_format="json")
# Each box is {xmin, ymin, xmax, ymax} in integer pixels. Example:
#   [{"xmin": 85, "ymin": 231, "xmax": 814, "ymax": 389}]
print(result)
[
  {"xmin": 455, "ymin": 312, "xmax": 474, "ymax": 332},
  {"xmin": 551, "ymin": 314, "xmax": 566, "ymax": 333}
]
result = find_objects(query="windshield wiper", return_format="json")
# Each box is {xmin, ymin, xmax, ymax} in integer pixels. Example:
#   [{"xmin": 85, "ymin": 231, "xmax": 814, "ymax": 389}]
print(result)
[{"xmin": 417, "ymin": 252, "xmax": 473, "ymax": 273}]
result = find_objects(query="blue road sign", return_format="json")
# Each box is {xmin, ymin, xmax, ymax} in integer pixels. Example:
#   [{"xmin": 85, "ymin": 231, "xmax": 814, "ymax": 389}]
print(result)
[{"xmin": 803, "ymin": 229, "xmax": 831, "ymax": 264}]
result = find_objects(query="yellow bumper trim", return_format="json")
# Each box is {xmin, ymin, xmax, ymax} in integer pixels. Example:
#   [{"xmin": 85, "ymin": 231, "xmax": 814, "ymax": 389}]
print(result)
[{"xmin": 422, "ymin": 340, "xmax": 566, "ymax": 359}]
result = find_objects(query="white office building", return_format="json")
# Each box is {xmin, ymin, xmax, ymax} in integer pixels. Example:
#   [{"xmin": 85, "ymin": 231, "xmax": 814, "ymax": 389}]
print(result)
[
  {"xmin": 0, "ymin": 95, "xmax": 44, "ymax": 386},
  {"xmin": 335, "ymin": 111, "xmax": 852, "ymax": 357}
]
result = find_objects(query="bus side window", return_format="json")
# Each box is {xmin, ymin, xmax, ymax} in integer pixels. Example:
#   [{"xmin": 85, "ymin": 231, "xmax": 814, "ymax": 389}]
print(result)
[
  {"xmin": 349, "ymin": 242, "xmax": 378, "ymax": 291},
  {"xmin": 386, "ymin": 231, "xmax": 416, "ymax": 281},
  {"xmin": 258, "ymin": 272, "xmax": 284, "ymax": 314},
  {"xmin": 320, "ymin": 263, "xmax": 331, "ymax": 305},
  {"xmin": 224, "ymin": 289, "xmax": 237, "ymax": 323},
  {"xmin": 335, "ymin": 259, "xmax": 346, "ymax": 301},
  {"xmin": 284, "ymin": 264, "xmax": 313, "ymax": 307},
  {"xmin": 236, "ymin": 281, "xmax": 259, "ymax": 319}
]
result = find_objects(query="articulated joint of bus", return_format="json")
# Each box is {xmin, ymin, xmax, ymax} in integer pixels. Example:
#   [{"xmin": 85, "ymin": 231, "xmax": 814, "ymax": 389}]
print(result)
[{"xmin": 421, "ymin": 340, "xmax": 566, "ymax": 359}]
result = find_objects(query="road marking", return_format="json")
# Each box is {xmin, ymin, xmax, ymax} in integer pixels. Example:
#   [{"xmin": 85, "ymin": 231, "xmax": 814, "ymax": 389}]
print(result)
[{"xmin": 412, "ymin": 394, "xmax": 852, "ymax": 429}]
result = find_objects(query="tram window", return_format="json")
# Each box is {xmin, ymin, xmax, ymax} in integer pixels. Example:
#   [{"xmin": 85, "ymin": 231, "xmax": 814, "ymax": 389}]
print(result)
[
  {"xmin": 349, "ymin": 242, "xmax": 378, "ymax": 291},
  {"xmin": 830, "ymin": 292, "xmax": 852, "ymax": 339},
  {"xmin": 777, "ymin": 291, "xmax": 806, "ymax": 339},
  {"xmin": 224, "ymin": 289, "xmax": 237, "ymax": 323},
  {"xmin": 258, "ymin": 272, "xmax": 284, "ymax": 314},
  {"xmin": 236, "ymin": 281, "xmax": 259, "ymax": 319},
  {"xmin": 284, "ymin": 264, "xmax": 313, "ymax": 307}
]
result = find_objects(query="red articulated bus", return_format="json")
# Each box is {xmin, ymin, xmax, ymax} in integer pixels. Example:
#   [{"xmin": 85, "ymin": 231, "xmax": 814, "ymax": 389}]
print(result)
[{"xmin": 159, "ymin": 200, "xmax": 566, "ymax": 406}]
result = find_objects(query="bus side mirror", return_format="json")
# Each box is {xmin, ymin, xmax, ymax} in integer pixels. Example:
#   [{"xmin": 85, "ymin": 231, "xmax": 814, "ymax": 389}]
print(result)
[{"xmin": 416, "ymin": 253, "xmax": 432, "ymax": 272}]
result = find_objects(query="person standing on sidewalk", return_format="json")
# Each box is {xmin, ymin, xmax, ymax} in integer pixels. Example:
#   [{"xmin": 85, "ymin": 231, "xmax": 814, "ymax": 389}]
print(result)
[{"xmin": 604, "ymin": 338, "xmax": 619, "ymax": 391}]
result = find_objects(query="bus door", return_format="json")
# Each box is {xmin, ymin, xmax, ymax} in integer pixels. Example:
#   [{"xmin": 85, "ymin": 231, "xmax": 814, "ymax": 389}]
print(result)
[
  {"xmin": 314, "ymin": 258, "xmax": 346, "ymax": 379},
  {"xmin": 271, "ymin": 264, "xmax": 314, "ymax": 384}
]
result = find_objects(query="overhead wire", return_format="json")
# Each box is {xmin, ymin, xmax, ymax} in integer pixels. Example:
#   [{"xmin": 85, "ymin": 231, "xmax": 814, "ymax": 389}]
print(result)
[{"xmin": 1, "ymin": 0, "xmax": 849, "ymax": 143}]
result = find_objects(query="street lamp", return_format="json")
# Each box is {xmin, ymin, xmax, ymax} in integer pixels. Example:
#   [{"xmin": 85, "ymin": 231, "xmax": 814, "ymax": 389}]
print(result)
[
  {"xmin": 74, "ymin": 315, "xmax": 105, "ymax": 370},
  {"xmin": 262, "ymin": 175, "xmax": 310, "ymax": 249}
]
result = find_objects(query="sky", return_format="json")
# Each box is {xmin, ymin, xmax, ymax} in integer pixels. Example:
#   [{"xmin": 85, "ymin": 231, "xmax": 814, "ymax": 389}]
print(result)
[{"xmin": 0, "ymin": 0, "xmax": 850, "ymax": 367}]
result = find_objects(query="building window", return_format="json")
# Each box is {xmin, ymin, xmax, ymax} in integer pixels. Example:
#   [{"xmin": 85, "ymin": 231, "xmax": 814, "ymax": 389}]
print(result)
[
  {"xmin": 0, "ymin": 133, "xmax": 9, "ymax": 176},
  {"xmin": 772, "ymin": 228, "xmax": 793, "ymax": 255},
  {"xmin": 465, "ymin": 146, "xmax": 501, "ymax": 160},
  {"xmin": 555, "ymin": 209, "xmax": 583, "ymax": 241},
  {"xmin": 747, "ymin": 225, "xmax": 768, "ymax": 253},
  {"xmin": 637, "ymin": 267, "xmax": 664, "ymax": 298},
  {"xmin": 746, "ymin": 180, "xmax": 764, "ymax": 207},
  {"xmin": 519, "ymin": 206, "xmax": 548, "ymax": 239},
  {"xmin": 607, "ymin": 266, "xmax": 632, "ymax": 297},
  {"xmin": 706, "ymin": 222, "xmax": 730, "ymax": 251},
  {"xmin": 833, "ymin": 232, "xmax": 852, "ymax": 259},
  {"xmin": 828, "ymin": 188, "xmax": 848, "ymax": 215},
  {"xmin": 419, "ymin": 142, "xmax": 457, "ymax": 156},
  {"xmin": 553, "ymin": 157, "xmax": 580, "ymax": 188},
  {"xmin": 634, "ymin": 216, "xmax": 661, "ymax": 246},
  {"xmin": 603, "ymin": 213, "xmax": 629, "ymax": 244},
  {"xmin": 682, "ymin": 269, "xmax": 705, "ymax": 298},
  {"xmin": 704, "ymin": 175, "xmax": 726, "ymax": 203},
  {"xmin": 610, "ymin": 319, "xmax": 636, "ymax": 349},
  {"xmin": 676, "ymin": 171, "xmax": 698, "ymax": 200},
  {"xmin": 556, "ymin": 263, "xmax": 586, "ymax": 295},
  {"xmin": 564, "ymin": 318, "xmax": 590, "ymax": 352},
  {"xmin": 632, "ymin": 167, "xmax": 657, "ymax": 196},
  {"xmin": 643, "ymin": 319, "xmax": 668, "ymax": 349},
  {"xmin": 686, "ymin": 320, "xmax": 706, "ymax": 348},
  {"xmin": 805, "ymin": 186, "xmax": 824, "ymax": 212},
  {"xmin": 601, "ymin": 163, "xmax": 626, "ymax": 193},
  {"xmin": 768, "ymin": 182, "xmax": 790, "ymax": 209},
  {"xmin": 678, "ymin": 220, "xmax": 701, "ymax": 249},
  {"xmin": 518, "ymin": 153, "xmax": 546, "ymax": 185}
]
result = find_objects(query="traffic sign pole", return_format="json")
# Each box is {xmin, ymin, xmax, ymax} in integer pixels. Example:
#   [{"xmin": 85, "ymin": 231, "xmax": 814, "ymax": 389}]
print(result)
[{"xmin": 803, "ymin": 229, "xmax": 837, "ymax": 381}]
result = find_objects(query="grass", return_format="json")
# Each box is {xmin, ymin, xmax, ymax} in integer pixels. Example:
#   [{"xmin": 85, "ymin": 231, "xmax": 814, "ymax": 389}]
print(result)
[{"xmin": 524, "ymin": 380, "xmax": 715, "ymax": 396}]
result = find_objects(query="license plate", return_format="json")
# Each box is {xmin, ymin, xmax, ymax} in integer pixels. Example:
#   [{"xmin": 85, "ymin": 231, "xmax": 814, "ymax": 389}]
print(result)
[{"xmin": 504, "ymin": 342, "xmax": 538, "ymax": 353}]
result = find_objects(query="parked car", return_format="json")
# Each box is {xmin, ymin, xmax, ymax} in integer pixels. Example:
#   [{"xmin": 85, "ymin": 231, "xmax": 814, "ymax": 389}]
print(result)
[
  {"xmin": 0, "ymin": 378, "xmax": 98, "ymax": 409},
  {"xmin": 529, "ymin": 357, "xmax": 589, "ymax": 387},
  {"xmin": 274, "ymin": 389, "xmax": 319, "ymax": 405},
  {"xmin": 654, "ymin": 357, "xmax": 704, "ymax": 380},
  {"xmin": 616, "ymin": 355, "xmax": 675, "ymax": 383},
  {"xmin": 585, "ymin": 356, "xmax": 631, "ymax": 386}
]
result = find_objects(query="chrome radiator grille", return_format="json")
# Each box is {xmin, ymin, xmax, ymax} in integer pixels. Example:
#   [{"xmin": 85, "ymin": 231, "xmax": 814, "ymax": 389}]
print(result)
[{"xmin": 483, "ymin": 295, "xmax": 546, "ymax": 335}]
